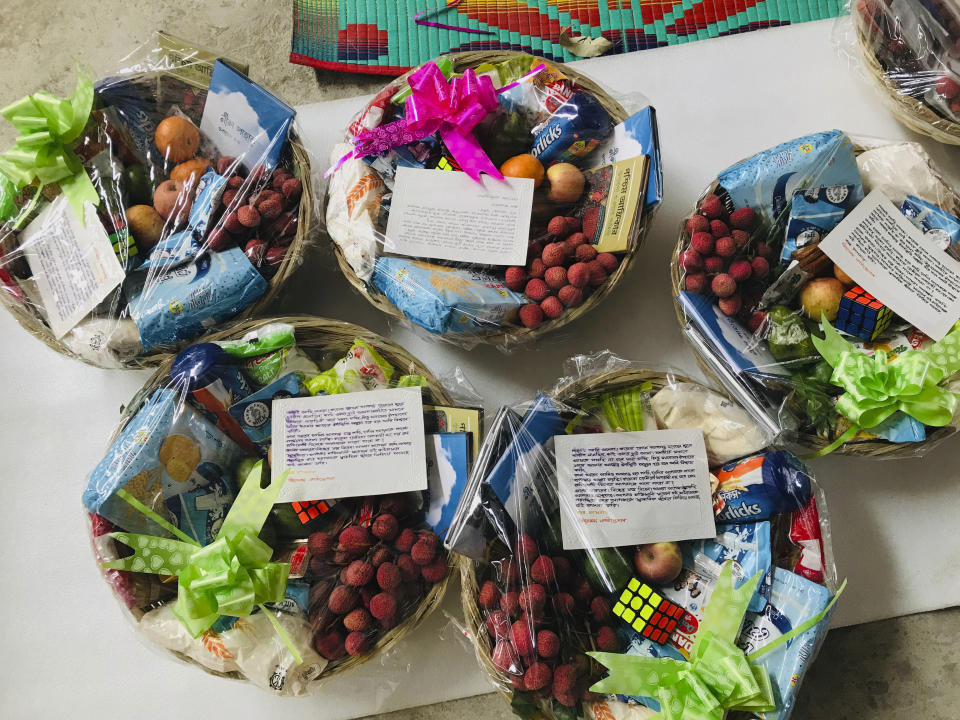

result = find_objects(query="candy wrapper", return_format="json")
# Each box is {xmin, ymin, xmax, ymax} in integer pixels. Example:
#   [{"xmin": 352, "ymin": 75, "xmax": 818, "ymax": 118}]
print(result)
[
  {"xmin": 83, "ymin": 317, "xmax": 480, "ymax": 695},
  {"xmin": 673, "ymin": 130, "xmax": 960, "ymax": 457},
  {"xmin": 0, "ymin": 33, "xmax": 313, "ymax": 368},
  {"xmin": 840, "ymin": 0, "xmax": 960, "ymax": 144},
  {"xmin": 448, "ymin": 352, "xmax": 839, "ymax": 720},
  {"xmin": 324, "ymin": 52, "xmax": 661, "ymax": 350}
]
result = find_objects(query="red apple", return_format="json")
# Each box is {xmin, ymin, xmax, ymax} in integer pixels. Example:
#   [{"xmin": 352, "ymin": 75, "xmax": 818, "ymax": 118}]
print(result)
[{"xmin": 633, "ymin": 542, "xmax": 683, "ymax": 584}]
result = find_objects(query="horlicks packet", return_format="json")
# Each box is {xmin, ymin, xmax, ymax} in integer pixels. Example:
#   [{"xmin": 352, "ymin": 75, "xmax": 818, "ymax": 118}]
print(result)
[
  {"xmin": 780, "ymin": 185, "xmax": 854, "ymax": 262},
  {"xmin": 228, "ymin": 372, "xmax": 307, "ymax": 453},
  {"xmin": 717, "ymin": 130, "xmax": 862, "ymax": 230},
  {"xmin": 715, "ymin": 452, "xmax": 812, "ymax": 523},
  {"xmin": 372, "ymin": 257, "xmax": 525, "ymax": 334},
  {"xmin": 82, "ymin": 388, "xmax": 245, "ymax": 544},
  {"xmin": 126, "ymin": 246, "xmax": 268, "ymax": 350},
  {"xmin": 739, "ymin": 569, "xmax": 832, "ymax": 720},
  {"xmin": 678, "ymin": 291, "xmax": 789, "ymax": 377},
  {"xmin": 901, "ymin": 195, "xmax": 960, "ymax": 256},
  {"xmin": 686, "ymin": 521, "xmax": 773, "ymax": 612},
  {"xmin": 530, "ymin": 92, "xmax": 613, "ymax": 166}
]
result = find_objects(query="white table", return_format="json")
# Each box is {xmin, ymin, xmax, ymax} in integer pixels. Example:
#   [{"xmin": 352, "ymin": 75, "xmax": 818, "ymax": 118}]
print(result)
[{"xmin": 1, "ymin": 18, "xmax": 958, "ymax": 720}]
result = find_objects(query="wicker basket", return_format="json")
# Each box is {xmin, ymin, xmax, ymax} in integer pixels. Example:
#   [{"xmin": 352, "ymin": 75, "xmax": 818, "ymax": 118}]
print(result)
[
  {"xmin": 853, "ymin": 10, "xmax": 960, "ymax": 145},
  {"xmin": 328, "ymin": 51, "xmax": 651, "ymax": 346},
  {"xmin": 670, "ymin": 141, "xmax": 960, "ymax": 457},
  {"xmin": 461, "ymin": 368, "xmax": 705, "ymax": 707},
  {"xmin": 100, "ymin": 316, "xmax": 458, "ymax": 683},
  {"xmin": 0, "ymin": 122, "xmax": 312, "ymax": 370}
]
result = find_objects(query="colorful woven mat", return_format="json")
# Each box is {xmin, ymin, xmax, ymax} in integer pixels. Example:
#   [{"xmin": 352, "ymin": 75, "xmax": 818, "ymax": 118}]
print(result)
[{"xmin": 290, "ymin": 0, "xmax": 844, "ymax": 75}]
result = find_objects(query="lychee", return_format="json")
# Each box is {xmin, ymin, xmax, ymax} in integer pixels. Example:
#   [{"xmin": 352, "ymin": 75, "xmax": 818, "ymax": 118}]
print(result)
[
  {"xmin": 586, "ymin": 261, "xmax": 607, "ymax": 287},
  {"xmin": 345, "ymin": 631, "xmax": 369, "ymax": 656},
  {"xmin": 728, "ymin": 259, "xmax": 753, "ymax": 283},
  {"xmin": 690, "ymin": 232, "xmax": 714, "ymax": 255},
  {"xmin": 685, "ymin": 214, "xmax": 710, "ymax": 234},
  {"xmin": 500, "ymin": 591, "xmax": 521, "ymax": 616},
  {"xmin": 370, "ymin": 592, "xmax": 398, "ymax": 620},
  {"xmin": 567, "ymin": 262, "xmax": 590, "ymax": 288},
  {"xmin": 704, "ymin": 256, "xmax": 725, "ymax": 274},
  {"xmin": 524, "ymin": 278, "xmax": 550, "ymax": 303},
  {"xmin": 751, "ymin": 256, "xmax": 770, "ymax": 279},
  {"xmin": 575, "ymin": 244, "xmax": 598, "ymax": 263},
  {"xmin": 730, "ymin": 207, "xmax": 756, "ymax": 229},
  {"xmin": 530, "ymin": 556, "xmax": 555, "ymax": 584},
  {"xmin": 528, "ymin": 258, "xmax": 546, "ymax": 279},
  {"xmin": 515, "ymin": 534, "xmax": 538, "ymax": 561},
  {"xmin": 377, "ymin": 562, "xmax": 402, "ymax": 591},
  {"xmin": 492, "ymin": 640, "xmax": 521, "ymax": 674},
  {"xmin": 558, "ymin": 285, "xmax": 584, "ymax": 308},
  {"xmin": 731, "ymin": 229, "xmax": 750, "ymax": 249},
  {"xmin": 553, "ymin": 592, "xmax": 575, "ymax": 615},
  {"xmin": 237, "ymin": 205, "xmax": 260, "ymax": 228},
  {"xmin": 542, "ymin": 243, "xmax": 566, "ymax": 267},
  {"xmin": 486, "ymin": 610, "xmax": 511, "ymax": 638},
  {"xmin": 421, "ymin": 557, "xmax": 447, "ymax": 583},
  {"xmin": 372, "ymin": 513, "xmax": 399, "ymax": 541},
  {"xmin": 536, "ymin": 630, "xmax": 560, "ymax": 658},
  {"xmin": 345, "ymin": 560, "xmax": 374, "ymax": 587},
  {"xmin": 718, "ymin": 294, "xmax": 742, "ymax": 316},
  {"xmin": 308, "ymin": 531, "xmax": 334, "ymax": 556},
  {"xmin": 711, "ymin": 273, "xmax": 737, "ymax": 298},
  {"xmin": 396, "ymin": 554, "xmax": 418, "ymax": 582},
  {"xmin": 411, "ymin": 538, "xmax": 437, "ymax": 566},
  {"xmin": 551, "ymin": 556, "xmax": 572, "ymax": 585},
  {"xmin": 314, "ymin": 631, "xmax": 345, "ymax": 659},
  {"xmin": 339, "ymin": 525, "xmax": 371, "ymax": 555},
  {"xmin": 544, "ymin": 266, "xmax": 567, "ymax": 290},
  {"xmin": 685, "ymin": 272, "xmax": 707, "ymax": 294},
  {"xmin": 710, "ymin": 219, "xmax": 730, "ymax": 238},
  {"xmin": 540, "ymin": 296, "xmax": 563, "ymax": 319},
  {"xmin": 595, "ymin": 625, "xmax": 618, "ymax": 652},
  {"xmin": 596, "ymin": 252, "xmax": 618, "ymax": 274},
  {"xmin": 524, "ymin": 662, "xmax": 553, "ymax": 691},
  {"xmin": 680, "ymin": 249, "xmax": 703, "ymax": 271},
  {"xmin": 510, "ymin": 619, "xmax": 535, "ymax": 656},
  {"xmin": 479, "ymin": 580, "xmax": 501, "ymax": 609},
  {"xmin": 328, "ymin": 586, "xmax": 358, "ymax": 614},
  {"xmin": 700, "ymin": 194, "xmax": 725, "ymax": 219},
  {"xmin": 394, "ymin": 528, "xmax": 416, "ymax": 553},
  {"xmin": 519, "ymin": 303, "xmax": 544, "ymax": 329},
  {"xmin": 505, "ymin": 266, "xmax": 527, "ymax": 292},
  {"xmin": 590, "ymin": 596, "xmax": 611, "ymax": 623},
  {"xmin": 548, "ymin": 216, "xmax": 568, "ymax": 236},
  {"xmin": 519, "ymin": 584, "xmax": 547, "ymax": 613},
  {"xmin": 747, "ymin": 311, "xmax": 767, "ymax": 333},
  {"xmin": 552, "ymin": 664, "xmax": 578, "ymax": 695},
  {"xmin": 344, "ymin": 608, "xmax": 373, "ymax": 632},
  {"xmin": 715, "ymin": 236, "xmax": 736, "ymax": 258}
]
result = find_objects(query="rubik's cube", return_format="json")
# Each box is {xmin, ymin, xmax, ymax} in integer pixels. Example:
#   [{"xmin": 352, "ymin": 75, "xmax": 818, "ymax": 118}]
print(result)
[
  {"xmin": 835, "ymin": 286, "xmax": 892, "ymax": 341},
  {"xmin": 291, "ymin": 500, "xmax": 333, "ymax": 525},
  {"xmin": 612, "ymin": 577, "xmax": 685, "ymax": 644}
]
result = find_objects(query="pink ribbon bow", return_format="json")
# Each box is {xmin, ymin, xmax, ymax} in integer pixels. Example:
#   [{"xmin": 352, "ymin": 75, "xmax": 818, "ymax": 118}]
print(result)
[{"xmin": 328, "ymin": 61, "xmax": 503, "ymax": 182}]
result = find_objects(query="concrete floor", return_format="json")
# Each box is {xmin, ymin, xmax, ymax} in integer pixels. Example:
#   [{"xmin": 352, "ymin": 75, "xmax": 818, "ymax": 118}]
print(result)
[{"xmin": 0, "ymin": 2, "xmax": 956, "ymax": 718}]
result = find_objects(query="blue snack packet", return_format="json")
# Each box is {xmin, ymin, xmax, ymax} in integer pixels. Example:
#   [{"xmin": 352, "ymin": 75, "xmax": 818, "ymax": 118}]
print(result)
[
  {"xmin": 530, "ymin": 92, "xmax": 613, "ymax": 167},
  {"xmin": 228, "ymin": 372, "xmax": 307, "ymax": 453},
  {"xmin": 139, "ymin": 230, "xmax": 202, "ymax": 269},
  {"xmin": 780, "ymin": 185, "xmax": 855, "ymax": 262},
  {"xmin": 592, "ymin": 106, "xmax": 662, "ymax": 209},
  {"xmin": 189, "ymin": 169, "xmax": 228, "ymax": 239},
  {"xmin": 425, "ymin": 432, "xmax": 472, "ymax": 538},
  {"xmin": 901, "ymin": 195, "xmax": 960, "ymax": 255},
  {"xmin": 126, "ymin": 247, "xmax": 268, "ymax": 350},
  {"xmin": 372, "ymin": 257, "xmax": 525, "ymax": 335},
  {"xmin": 739, "ymin": 569, "xmax": 832, "ymax": 720},
  {"xmin": 717, "ymin": 130, "xmax": 862, "ymax": 231},
  {"xmin": 82, "ymin": 387, "xmax": 245, "ymax": 544},
  {"xmin": 715, "ymin": 452, "xmax": 812, "ymax": 523},
  {"xmin": 686, "ymin": 521, "xmax": 773, "ymax": 612}
]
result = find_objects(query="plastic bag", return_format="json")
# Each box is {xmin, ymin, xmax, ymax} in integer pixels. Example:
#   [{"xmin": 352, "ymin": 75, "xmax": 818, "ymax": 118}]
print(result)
[
  {"xmin": 83, "ymin": 317, "xmax": 481, "ymax": 695},
  {"xmin": 840, "ymin": 0, "xmax": 960, "ymax": 144},
  {"xmin": 448, "ymin": 353, "xmax": 839, "ymax": 720},
  {"xmin": 673, "ymin": 130, "xmax": 960, "ymax": 457},
  {"xmin": 0, "ymin": 32, "xmax": 312, "ymax": 368},
  {"xmin": 324, "ymin": 52, "xmax": 662, "ymax": 350}
]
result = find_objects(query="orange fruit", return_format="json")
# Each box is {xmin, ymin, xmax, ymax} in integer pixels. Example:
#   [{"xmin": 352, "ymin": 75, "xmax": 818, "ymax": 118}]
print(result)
[
  {"xmin": 500, "ymin": 154, "xmax": 545, "ymax": 188},
  {"xmin": 170, "ymin": 157, "xmax": 211, "ymax": 184},
  {"xmin": 155, "ymin": 116, "xmax": 200, "ymax": 163}
]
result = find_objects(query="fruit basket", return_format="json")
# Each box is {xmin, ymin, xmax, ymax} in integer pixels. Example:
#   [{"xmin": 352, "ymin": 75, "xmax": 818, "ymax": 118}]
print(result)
[
  {"xmin": 851, "ymin": 0, "xmax": 960, "ymax": 144},
  {"xmin": 325, "ymin": 51, "xmax": 661, "ymax": 348},
  {"xmin": 671, "ymin": 130, "xmax": 960, "ymax": 457},
  {"xmin": 83, "ymin": 316, "xmax": 463, "ymax": 694},
  {"xmin": 450, "ymin": 355, "xmax": 840, "ymax": 720},
  {"xmin": 0, "ymin": 35, "xmax": 312, "ymax": 368}
]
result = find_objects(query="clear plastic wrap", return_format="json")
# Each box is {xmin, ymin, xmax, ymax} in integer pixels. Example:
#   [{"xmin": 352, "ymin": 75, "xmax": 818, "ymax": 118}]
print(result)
[
  {"xmin": 0, "ymin": 33, "xmax": 312, "ymax": 368},
  {"xmin": 82, "ymin": 316, "xmax": 480, "ymax": 695},
  {"xmin": 448, "ymin": 353, "xmax": 839, "ymax": 720},
  {"xmin": 672, "ymin": 130, "xmax": 960, "ymax": 457},
  {"xmin": 841, "ymin": 0, "xmax": 960, "ymax": 144},
  {"xmin": 324, "ymin": 52, "xmax": 662, "ymax": 350}
]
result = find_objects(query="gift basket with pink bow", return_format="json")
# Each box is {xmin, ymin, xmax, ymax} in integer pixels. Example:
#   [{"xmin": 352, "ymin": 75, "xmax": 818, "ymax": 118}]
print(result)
[{"xmin": 324, "ymin": 52, "xmax": 662, "ymax": 349}]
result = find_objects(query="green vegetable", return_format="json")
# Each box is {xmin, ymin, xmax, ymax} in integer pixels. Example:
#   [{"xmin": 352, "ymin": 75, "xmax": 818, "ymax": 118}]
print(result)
[
  {"xmin": 600, "ymin": 383, "xmax": 652, "ymax": 432},
  {"xmin": 478, "ymin": 111, "xmax": 533, "ymax": 167},
  {"xmin": 584, "ymin": 547, "xmax": 633, "ymax": 595},
  {"xmin": 767, "ymin": 305, "xmax": 817, "ymax": 363},
  {"xmin": 122, "ymin": 164, "xmax": 153, "ymax": 206}
]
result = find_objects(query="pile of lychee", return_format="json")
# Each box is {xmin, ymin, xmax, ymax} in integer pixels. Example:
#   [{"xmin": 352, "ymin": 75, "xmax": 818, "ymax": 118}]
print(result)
[
  {"xmin": 506, "ymin": 215, "xmax": 620, "ymax": 330},
  {"xmin": 205, "ymin": 156, "xmax": 302, "ymax": 276},
  {"xmin": 680, "ymin": 193, "xmax": 773, "ymax": 320},
  {"xmin": 305, "ymin": 495, "xmax": 447, "ymax": 661},
  {"xmin": 478, "ymin": 533, "xmax": 619, "ymax": 708}
]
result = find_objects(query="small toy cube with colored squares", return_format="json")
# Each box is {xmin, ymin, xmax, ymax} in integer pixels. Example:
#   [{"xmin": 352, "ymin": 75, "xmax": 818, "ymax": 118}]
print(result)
[
  {"xmin": 834, "ymin": 286, "xmax": 892, "ymax": 340},
  {"xmin": 291, "ymin": 500, "xmax": 332, "ymax": 525},
  {"xmin": 612, "ymin": 577, "xmax": 685, "ymax": 644}
]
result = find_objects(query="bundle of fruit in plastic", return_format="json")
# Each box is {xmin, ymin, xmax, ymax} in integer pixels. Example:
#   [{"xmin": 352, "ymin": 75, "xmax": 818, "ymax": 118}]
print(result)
[{"xmin": 447, "ymin": 375, "xmax": 839, "ymax": 720}]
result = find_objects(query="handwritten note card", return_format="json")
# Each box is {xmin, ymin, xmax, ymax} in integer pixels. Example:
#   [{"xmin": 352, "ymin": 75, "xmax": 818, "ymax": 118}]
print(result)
[
  {"xmin": 820, "ymin": 189, "xmax": 960, "ymax": 340},
  {"xmin": 384, "ymin": 167, "xmax": 534, "ymax": 266},
  {"xmin": 555, "ymin": 429, "xmax": 715, "ymax": 551},
  {"xmin": 271, "ymin": 387, "xmax": 427, "ymax": 503}
]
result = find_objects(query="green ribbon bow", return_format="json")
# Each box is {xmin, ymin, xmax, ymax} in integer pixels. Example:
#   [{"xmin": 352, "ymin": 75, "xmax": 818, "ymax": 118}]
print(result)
[
  {"xmin": 812, "ymin": 314, "xmax": 960, "ymax": 431},
  {"xmin": 103, "ymin": 462, "xmax": 302, "ymax": 663},
  {"xmin": 0, "ymin": 69, "xmax": 99, "ymax": 224},
  {"xmin": 589, "ymin": 563, "xmax": 845, "ymax": 720}
]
